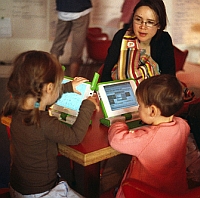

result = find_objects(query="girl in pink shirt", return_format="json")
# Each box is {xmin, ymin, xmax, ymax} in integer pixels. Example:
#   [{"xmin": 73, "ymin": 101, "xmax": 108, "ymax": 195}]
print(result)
[{"xmin": 108, "ymin": 74, "xmax": 190, "ymax": 197}]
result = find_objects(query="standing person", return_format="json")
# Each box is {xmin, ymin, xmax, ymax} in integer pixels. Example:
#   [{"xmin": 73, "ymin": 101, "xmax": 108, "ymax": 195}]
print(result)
[
  {"xmin": 120, "ymin": 0, "xmax": 140, "ymax": 29},
  {"xmin": 50, "ymin": 0, "xmax": 92, "ymax": 78},
  {"xmin": 1, "ymin": 50, "xmax": 99, "ymax": 198},
  {"xmin": 101, "ymin": 0, "xmax": 175, "ymax": 82},
  {"xmin": 108, "ymin": 74, "xmax": 190, "ymax": 197}
]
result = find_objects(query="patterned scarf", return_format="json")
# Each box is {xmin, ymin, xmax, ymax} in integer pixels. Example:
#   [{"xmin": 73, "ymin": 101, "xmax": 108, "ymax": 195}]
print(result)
[{"xmin": 111, "ymin": 30, "xmax": 160, "ymax": 86}]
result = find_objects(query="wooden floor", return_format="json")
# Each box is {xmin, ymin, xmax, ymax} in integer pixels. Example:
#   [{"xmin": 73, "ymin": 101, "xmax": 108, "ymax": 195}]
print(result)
[{"xmin": 64, "ymin": 62, "xmax": 102, "ymax": 81}]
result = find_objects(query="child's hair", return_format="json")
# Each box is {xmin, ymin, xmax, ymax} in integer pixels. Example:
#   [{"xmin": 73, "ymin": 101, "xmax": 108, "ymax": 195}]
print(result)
[
  {"xmin": 1, "ymin": 50, "xmax": 64, "ymax": 126},
  {"xmin": 136, "ymin": 74, "xmax": 184, "ymax": 117}
]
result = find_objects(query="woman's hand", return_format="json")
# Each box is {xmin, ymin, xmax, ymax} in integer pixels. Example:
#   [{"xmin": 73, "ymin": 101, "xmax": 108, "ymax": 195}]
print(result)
[{"xmin": 72, "ymin": 77, "xmax": 89, "ymax": 94}]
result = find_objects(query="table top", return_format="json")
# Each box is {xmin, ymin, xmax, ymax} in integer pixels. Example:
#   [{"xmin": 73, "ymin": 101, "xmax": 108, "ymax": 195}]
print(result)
[
  {"xmin": 1, "ymin": 109, "xmax": 120, "ymax": 166},
  {"xmin": 58, "ymin": 109, "xmax": 120, "ymax": 166},
  {"xmin": 66, "ymin": 110, "xmax": 110, "ymax": 153}
]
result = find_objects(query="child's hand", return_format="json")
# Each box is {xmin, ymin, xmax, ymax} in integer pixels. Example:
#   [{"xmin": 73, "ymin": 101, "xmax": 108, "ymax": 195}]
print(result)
[
  {"xmin": 72, "ymin": 77, "xmax": 89, "ymax": 95},
  {"xmin": 87, "ymin": 93, "xmax": 100, "ymax": 112}
]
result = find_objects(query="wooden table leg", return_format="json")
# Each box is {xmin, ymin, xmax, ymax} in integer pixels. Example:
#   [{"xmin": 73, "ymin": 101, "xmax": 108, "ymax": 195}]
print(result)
[
  {"xmin": 57, "ymin": 155, "xmax": 101, "ymax": 197},
  {"xmin": 72, "ymin": 161, "xmax": 101, "ymax": 198}
]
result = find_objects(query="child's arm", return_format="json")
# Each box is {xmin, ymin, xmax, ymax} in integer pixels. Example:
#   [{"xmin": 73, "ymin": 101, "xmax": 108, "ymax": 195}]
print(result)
[
  {"xmin": 62, "ymin": 77, "xmax": 88, "ymax": 94},
  {"xmin": 43, "ymin": 99, "xmax": 96, "ymax": 145},
  {"xmin": 108, "ymin": 122, "xmax": 152, "ymax": 157}
]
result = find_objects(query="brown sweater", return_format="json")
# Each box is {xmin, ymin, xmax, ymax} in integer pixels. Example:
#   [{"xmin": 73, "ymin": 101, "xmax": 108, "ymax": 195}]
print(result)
[{"xmin": 10, "ymin": 82, "xmax": 95, "ymax": 194}]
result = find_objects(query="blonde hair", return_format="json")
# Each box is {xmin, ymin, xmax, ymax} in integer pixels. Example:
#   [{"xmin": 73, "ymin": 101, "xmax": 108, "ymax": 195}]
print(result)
[{"xmin": 1, "ymin": 50, "xmax": 64, "ymax": 126}]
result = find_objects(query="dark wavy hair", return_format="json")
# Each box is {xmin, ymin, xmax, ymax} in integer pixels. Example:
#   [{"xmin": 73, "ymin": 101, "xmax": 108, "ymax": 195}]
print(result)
[{"xmin": 129, "ymin": 0, "xmax": 167, "ymax": 38}]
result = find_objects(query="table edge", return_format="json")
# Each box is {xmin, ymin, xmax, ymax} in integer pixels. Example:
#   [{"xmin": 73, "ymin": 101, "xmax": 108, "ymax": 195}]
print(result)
[
  {"xmin": 1, "ymin": 116, "xmax": 121, "ymax": 166},
  {"xmin": 58, "ymin": 144, "xmax": 120, "ymax": 166}
]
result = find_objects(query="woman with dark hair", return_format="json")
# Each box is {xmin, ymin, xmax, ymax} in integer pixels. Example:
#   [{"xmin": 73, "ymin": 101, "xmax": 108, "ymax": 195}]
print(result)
[{"xmin": 101, "ymin": 0, "xmax": 175, "ymax": 82}]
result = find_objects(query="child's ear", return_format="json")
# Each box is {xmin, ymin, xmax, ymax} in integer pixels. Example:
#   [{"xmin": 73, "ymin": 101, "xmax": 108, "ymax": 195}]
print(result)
[
  {"xmin": 149, "ymin": 105, "xmax": 160, "ymax": 117},
  {"xmin": 46, "ymin": 83, "xmax": 54, "ymax": 93}
]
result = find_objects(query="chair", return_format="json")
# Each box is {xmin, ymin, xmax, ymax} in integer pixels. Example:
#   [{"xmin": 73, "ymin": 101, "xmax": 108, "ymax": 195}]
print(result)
[
  {"xmin": 173, "ymin": 46, "xmax": 200, "ymax": 116},
  {"xmin": 87, "ymin": 27, "xmax": 102, "ymax": 36},
  {"xmin": 122, "ymin": 178, "xmax": 200, "ymax": 198},
  {"xmin": 86, "ymin": 34, "xmax": 111, "ymax": 63},
  {"xmin": 86, "ymin": 29, "xmax": 111, "ymax": 63},
  {"xmin": 97, "ymin": 64, "xmax": 104, "ymax": 82},
  {"xmin": 174, "ymin": 45, "xmax": 189, "ymax": 72}
]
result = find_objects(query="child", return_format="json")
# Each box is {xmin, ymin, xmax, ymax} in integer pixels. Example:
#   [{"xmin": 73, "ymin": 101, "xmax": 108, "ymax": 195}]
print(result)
[
  {"xmin": 1, "ymin": 50, "xmax": 99, "ymax": 198},
  {"xmin": 108, "ymin": 74, "xmax": 190, "ymax": 197}
]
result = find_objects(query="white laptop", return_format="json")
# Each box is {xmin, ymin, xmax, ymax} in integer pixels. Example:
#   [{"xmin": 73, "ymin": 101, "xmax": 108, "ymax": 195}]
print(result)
[
  {"xmin": 49, "ymin": 76, "xmax": 94, "ymax": 125},
  {"xmin": 97, "ymin": 79, "xmax": 144, "ymax": 128},
  {"xmin": 49, "ymin": 73, "xmax": 144, "ymax": 129}
]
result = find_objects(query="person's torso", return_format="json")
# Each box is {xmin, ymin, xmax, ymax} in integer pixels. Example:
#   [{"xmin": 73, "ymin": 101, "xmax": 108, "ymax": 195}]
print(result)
[
  {"xmin": 56, "ymin": 0, "xmax": 92, "ymax": 12},
  {"xmin": 10, "ymin": 110, "xmax": 59, "ymax": 194},
  {"xmin": 123, "ymin": 117, "xmax": 189, "ymax": 194}
]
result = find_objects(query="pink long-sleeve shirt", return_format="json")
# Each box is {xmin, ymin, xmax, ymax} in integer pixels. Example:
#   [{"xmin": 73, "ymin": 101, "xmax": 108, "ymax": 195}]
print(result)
[{"xmin": 108, "ymin": 116, "xmax": 190, "ymax": 197}]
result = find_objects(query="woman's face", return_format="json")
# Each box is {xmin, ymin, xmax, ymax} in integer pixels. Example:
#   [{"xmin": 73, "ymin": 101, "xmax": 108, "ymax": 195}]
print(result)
[{"xmin": 133, "ymin": 6, "xmax": 160, "ymax": 44}]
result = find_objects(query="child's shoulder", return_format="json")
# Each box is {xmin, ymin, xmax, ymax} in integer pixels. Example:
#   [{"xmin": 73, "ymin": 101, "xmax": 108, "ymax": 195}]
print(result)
[{"xmin": 173, "ymin": 116, "xmax": 188, "ymax": 124}]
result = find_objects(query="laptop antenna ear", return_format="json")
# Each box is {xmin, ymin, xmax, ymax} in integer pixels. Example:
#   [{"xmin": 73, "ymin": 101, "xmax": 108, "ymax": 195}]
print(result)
[{"xmin": 91, "ymin": 72, "xmax": 100, "ymax": 91}]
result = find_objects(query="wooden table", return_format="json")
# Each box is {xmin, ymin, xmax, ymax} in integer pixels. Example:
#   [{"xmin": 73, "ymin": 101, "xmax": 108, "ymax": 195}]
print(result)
[
  {"xmin": 1, "ymin": 109, "xmax": 120, "ymax": 198},
  {"xmin": 58, "ymin": 109, "xmax": 120, "ymax": 197}
]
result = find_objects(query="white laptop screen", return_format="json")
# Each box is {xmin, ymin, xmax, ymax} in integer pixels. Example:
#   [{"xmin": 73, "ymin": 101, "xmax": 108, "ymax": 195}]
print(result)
[
  {"xmin": 56, "ymin": 79, "xmax": 87, "ymax": 112},
  {"xmin": 104, "ymin": 82, "xmax": 137, "ymax": 111},
  {"xmin": 98, "ymin": 80, "xmax": 139, "ymax": 118},
  {"xmin": 52, "ymin": 78, "xmax": 93, "ymax": 116}
]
